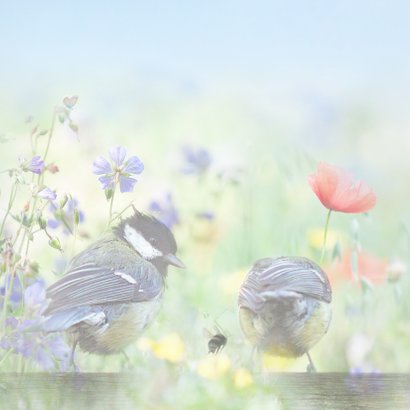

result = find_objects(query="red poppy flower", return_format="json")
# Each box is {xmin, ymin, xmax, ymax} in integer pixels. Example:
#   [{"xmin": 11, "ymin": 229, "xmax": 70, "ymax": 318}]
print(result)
[
  {"xmin": 327, "ymin": 250, "xmax": 388, "ymax": 287},
  {"xmin": 308, "ymin": 162, "xmax": 377, "ymax": 213}
]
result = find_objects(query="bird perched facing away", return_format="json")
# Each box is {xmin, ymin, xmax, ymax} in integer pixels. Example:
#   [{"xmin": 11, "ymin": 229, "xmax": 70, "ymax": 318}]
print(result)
[
  {"xmin": 238, "ymin": 256, "xmax": 332, "ymax": 371},
  {"xmin": 41, "ymin": 210, "xmax": 185, "ymax": 370}
]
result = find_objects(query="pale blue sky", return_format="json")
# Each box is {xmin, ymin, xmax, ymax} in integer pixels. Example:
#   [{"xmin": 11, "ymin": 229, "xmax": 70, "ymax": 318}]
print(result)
[{"xmin": 1, "ymin": 1, "xmax": 410, "ymax": 108}]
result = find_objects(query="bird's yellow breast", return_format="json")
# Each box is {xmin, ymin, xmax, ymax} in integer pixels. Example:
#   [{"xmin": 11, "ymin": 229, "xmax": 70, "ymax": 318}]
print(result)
[
  {"xmin": 79, "ymin": 298, "xmax": 162, "ymax": 354},
  {"xmin": 239, "ymin": 300, "xmax": 331, "ymax": 358}
]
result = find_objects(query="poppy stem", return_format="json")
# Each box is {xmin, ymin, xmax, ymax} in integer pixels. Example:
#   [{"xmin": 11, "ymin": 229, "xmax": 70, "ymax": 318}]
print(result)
[{"xmin": 320, "ymin": 209, "xmax": 332, "ymax": 264}]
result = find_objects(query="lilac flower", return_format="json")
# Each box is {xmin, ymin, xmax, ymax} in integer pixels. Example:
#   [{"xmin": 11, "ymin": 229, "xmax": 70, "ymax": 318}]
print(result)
[
  {"xmin": 0, "ymin": 274, "xmax": 23, "ymax": 310},
  {"xmin": 149, "ymin": 193, "xmax": 179, "ymax": 229},
  {"xmin": 24, "ymin": 280, "xmax": 47, "ymax": 315},
  {"xmin": 20, "ymin": 156, "xmax": 45, "ymax": 174},
  {"xmin": 345, "ymin": 368, "xmax": 384, "ymax": 394},
  {"xmin": 3, "ymin": 319, "xmax": 70, "ymax": 370},
  {"xmin": 93, "ymin": 146, "xmax": 144, "ymax": 193},
  {"xmin": 180, "ymin": 145, "xmax": 212, "ymax": 175},
  {"xmin": 48, "ymin": 198, "xmax": 85, "ymax": 234},
  {"xmin": 37, "ymin": 187, "xmax": 57, "ymax": 201},
  {"xmin": 196, "ymin": 211, "xmax": 215, "ymax": 221},
  {"xmin": 349, "ymin": 367, "xmax": 381, "ymax": 375},
  {"xmin": 0, "ymin": 280, "xmax": 71, "ymax": 371}
]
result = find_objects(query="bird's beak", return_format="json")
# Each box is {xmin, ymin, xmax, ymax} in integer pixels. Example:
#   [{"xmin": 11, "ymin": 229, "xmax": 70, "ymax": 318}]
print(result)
[{"xmin": 164, "ymin": 254, "xmax": 186, "ymax": 269}]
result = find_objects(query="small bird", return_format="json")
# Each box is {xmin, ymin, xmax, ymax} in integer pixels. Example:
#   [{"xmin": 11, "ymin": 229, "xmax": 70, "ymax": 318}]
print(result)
[
  {"xmin": 41, "ymin": 210, "xmax": 185, "ymax": 370},
  {"xmin": 204, "ymin": 325, "xmax": 228, "ymax": 354},
  {"xmin": 238, "ymin": 256, "xmax": 332, "ymax": 371}
]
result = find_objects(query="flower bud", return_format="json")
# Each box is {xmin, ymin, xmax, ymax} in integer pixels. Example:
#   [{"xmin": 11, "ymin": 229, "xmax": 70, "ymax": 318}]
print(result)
[
  {"xmin": 387, "ymin": 260, "xmax": 406, "ymax": 283},
  {"xmin": 59, "ymin": 194, "xmax": 68, "ymax": 209},
  {"xmin": 105, "ymin": 188, "xmax": 114, "ymax": 200},
  {"xmin": 47, "ymin": 163, "xmax": 60, "ymax": 174},
  {"xmin": 37, "ymin": 215, "xmax": 47, "ymax": 230},
  {"xmin": 48, "ymin": 237, "xmax": 62, "ymax": 251}
]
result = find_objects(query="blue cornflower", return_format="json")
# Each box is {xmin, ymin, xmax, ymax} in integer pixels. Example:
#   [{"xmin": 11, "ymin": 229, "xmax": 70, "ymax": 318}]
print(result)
[
  {"xmin": 20, "ymin": 155, "xmax": 45, "ymax": 174},
  {"xmin": 180, "ymin": 145, "xmax": 212, "ymax": 175},
  {"xmin": 149, "ymin": 193, "xmax": 179, "ymax": 229},
  {"xmin": 93, "ymin": 146, "xmax": 144, "ymax": 193}
]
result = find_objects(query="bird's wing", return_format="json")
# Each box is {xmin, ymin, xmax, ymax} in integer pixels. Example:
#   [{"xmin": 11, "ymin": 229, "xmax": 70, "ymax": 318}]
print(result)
[
  {"xmin": 238, "ymin": 257, "xmax": 331, "ymax": 312},
  {"xmin": 44, "ymin": 260, "xmax": 162, "ymax": 315}
]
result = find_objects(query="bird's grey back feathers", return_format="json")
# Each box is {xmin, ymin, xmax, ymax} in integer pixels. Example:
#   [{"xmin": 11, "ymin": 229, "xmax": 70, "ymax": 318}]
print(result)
[
  {"xmin": 44, "ymin": 234, "xmax": 164, "ymax": 316},
  {"xmin": 238, "ymin": 256, "xmax": 332, "ymax": 313}
]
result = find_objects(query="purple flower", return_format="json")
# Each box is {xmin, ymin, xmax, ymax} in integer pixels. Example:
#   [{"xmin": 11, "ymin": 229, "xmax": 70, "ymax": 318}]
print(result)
[
  {"xmin": 24, "ymin": 280, "xmax": 47, "ymax": 315},
  {"xmin": 0, "ymin": 274, "xmax": 23, "ymax": 310},
  {"xmin": 149, "ymin": 193, "xmax": 179, "ymax": 229},
  {"xmin": 180, "ymin": 146, "xmax": 212, "ymax": 175},
  {"xmin": 37, "ymin": 187, "xmax": 57, "ymax": 201},
  {"xmin": 345, "ymin": 368, "xmax": 384, "ymax": 394},
  {"xmin": 93, "ymin": 146, "xmax": 144, "ymax": 193},
  {"xmin": 196, "ymin": 211, "xmax": 215, "ymax": 221},
  {"xmin": 0, "ymin": 279, "xmax": 71, "ymax": 371},
  {"xmin": 48, "ymin": 198, "xmax": 85, "ymax": 234},
  {"xmin": 20, "ymin": 156, "xmax": 45, "ymax": 174},
  {"xmin": 3, "ymin": 319, "xmax": 70, "ymax": 370}
]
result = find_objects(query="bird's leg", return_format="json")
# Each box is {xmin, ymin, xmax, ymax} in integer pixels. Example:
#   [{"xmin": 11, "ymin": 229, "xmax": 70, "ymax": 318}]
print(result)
[
  {"xmin": 121, "ymin": 350, "xmax": 132, "ymax": 370},
  {"xmin": 306, "ymin": 352, "xmax": 316, "ymax": 373},
  {"xmin": 70, "ymin": 340, "xmax": 79, "ymax": 372}
]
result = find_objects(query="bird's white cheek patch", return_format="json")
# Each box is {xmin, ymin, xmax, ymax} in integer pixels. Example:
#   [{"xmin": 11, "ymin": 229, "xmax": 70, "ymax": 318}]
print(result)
[
  {"xmin": 123, "ymin": 224, "xmax": 162, "ymax": 260},
  {"xmin": 114, "ymin": 271, "xmax": 137, "ymax": 284}
]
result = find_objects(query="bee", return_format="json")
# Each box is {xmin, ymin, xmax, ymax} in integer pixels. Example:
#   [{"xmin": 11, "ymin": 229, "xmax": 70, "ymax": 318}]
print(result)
[{"xmin": 204, "ymin": 326, "xmax": 228, "ymax": 354}]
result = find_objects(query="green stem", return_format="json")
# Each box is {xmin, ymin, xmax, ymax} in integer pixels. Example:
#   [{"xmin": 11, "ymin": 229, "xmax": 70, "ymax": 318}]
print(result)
[
  {"xmin": 107, "ymin": 185, "xmax": 117, "ymax": 229},
  {"xmin": 0, "ymin": 183, "xmax": 18, "ymax": 238},
  {"xmin": 108, "ymin": 200, "xmax": 134, "ymax": 225},
  {"xmin": 0, "ymin": 349, "xmax": 13, "ymax": 368},
  {"xmin": 320, "ymin": 209, "xmax": 332, "ymax": 264},
  {"xmin": 43, "ymin": 109, "xmax": 57, "ymax": 163},
  {"xmin": 71, "ymin": 221, "xmax": 78, "ymax": 258}
]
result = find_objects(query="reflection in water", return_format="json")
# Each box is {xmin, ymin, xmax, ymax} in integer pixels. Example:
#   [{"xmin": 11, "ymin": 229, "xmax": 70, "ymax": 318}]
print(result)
[{"xmin": 1, "ymin": 373, "xmax": 410, "ymax": 409}]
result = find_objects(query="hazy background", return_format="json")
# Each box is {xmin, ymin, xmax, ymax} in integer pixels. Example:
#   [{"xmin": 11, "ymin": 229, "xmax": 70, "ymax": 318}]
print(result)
[{"xmin": 1, "ymin": 1, "xmax": 410, "ymax": 406}]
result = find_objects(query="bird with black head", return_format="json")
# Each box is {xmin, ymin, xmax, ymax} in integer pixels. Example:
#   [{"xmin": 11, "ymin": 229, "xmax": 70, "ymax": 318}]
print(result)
[{"xmin": 41, "ymin": 210, "xmax": 185, "ymax": 370}]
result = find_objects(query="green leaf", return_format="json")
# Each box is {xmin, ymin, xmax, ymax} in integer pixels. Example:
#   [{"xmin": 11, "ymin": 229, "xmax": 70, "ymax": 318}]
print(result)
[
  {"xmin": 351, "ymin": 250, "xmax": 359, "ymax": 281},
  {"xmin": 73, "ymin": 209, "xmax": 80, "ymax": 226},
  {"xmin": 360, "ymin": 276, "xmax": 373, "ymax": 293},
  {"xmin": 332, "ymin": 241, "xmax": 342, "ymax": 262},
  {"xmin": 0, "ymin": 238, "xmax": 5, "ymax": 253}
]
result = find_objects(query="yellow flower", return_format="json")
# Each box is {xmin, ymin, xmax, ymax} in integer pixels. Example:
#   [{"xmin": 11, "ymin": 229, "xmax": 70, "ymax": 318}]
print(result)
[
  {"xmin": 190, "ymin": 217, "xmax": 218, "ymax": 243},
  {"xmin": 233, "ymin": 368, "xmax": 253, "ymax": 388},
  {"xmin": 219, "ymin": 268, "xmax": 248, "ymax": 295},
  {"xmin": 307, "ymin": 228, "xmax": 344, "ymax": 250},
  {"xmin": 197, "ymin": 354, "xmax": 231, "ymax": 380},
  {"xmin": 138, "ymin": 333, "xmax": 186, "ymax": 363},
  {"xmin": 136, "ymin": 337, "xmax": 154, "ymax": 352}
]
